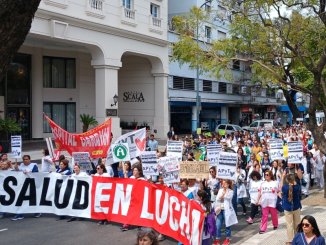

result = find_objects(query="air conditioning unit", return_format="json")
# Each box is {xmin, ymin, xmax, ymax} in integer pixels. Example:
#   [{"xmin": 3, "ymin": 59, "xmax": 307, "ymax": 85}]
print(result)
[{"xmin": 240, "ymin": 86, "xmax": 247, "ymax": 94}]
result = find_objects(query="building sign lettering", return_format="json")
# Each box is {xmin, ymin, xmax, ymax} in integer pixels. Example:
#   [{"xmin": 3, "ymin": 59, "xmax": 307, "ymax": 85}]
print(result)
[{"xmin": 123, "ymin": 91, "xmax": 145, "ymax": 102}]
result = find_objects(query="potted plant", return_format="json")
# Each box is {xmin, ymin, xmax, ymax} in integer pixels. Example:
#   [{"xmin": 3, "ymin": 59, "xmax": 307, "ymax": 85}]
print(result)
[
  {"xmin": 0, "ymin": 117, "xmax": 21, "ymax": 153},
  {"xmin": 80, "ymin": 114, "xmax": 98, "ymax": 132}
]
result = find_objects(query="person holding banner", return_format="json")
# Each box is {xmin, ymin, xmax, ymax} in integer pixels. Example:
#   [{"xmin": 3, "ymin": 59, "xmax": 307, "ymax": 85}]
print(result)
[
  {"xmin": 118, "ymin": 161, "xmax": 133, "ymax": 178},
  {"xmin": 256, "ymin": 169, "xmax": 280, "ymax": 234},
  {"xmin": 121, "ymin": 164, "xmax": 146, "ymax": 231},
  {"xmin": 41, "ymin": 149, "xmax": 54, "ymax": 172},
  {"xmin": 12, "ymin": 155, "xmax": 40, "ymax": 221},
  {"xmin": 56, "ymin": 159, "xmax": 72, "ymax": 175},
  {"xmin": 213, "ymin": 179, "xmax": 238, "ymax": 245}
]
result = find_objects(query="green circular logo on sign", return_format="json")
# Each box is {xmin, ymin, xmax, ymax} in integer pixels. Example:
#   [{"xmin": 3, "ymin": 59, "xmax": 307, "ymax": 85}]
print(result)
[{"xmin": 113, "ymin": 144, "xmax": 128, "ymax": 160}]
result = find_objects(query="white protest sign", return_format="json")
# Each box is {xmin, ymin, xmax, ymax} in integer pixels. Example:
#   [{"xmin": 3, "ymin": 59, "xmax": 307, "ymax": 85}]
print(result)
[
  {"xmin": 217, "ymin": 152, "xmax": 237, "ymax": 181},
  {"xmin": 162, "ymin": 171, "xmax": 180, "ymax": 184},
  {"xmin": 72, "ymin": 152, "xmax": 92, "ymax": 171},
  {"xmin": 11, "ymin": 135, "xmax": 22, "ymax": 158},
  {"xmin": 207, "ymin": 144, "xmax": 222, "ymax": 166},
  {"xmin": 141, "ymin": 151, "xmax": 159, "ymax": 176},
  {"xmin": 166, "ymin": 141, "xmax": 183, "ymax": 161},
  {"xmin": 106, "ymin": 128, "xmax": 146, "ymax": 164},
  {"xmin": 158, "ymin": 156, "xmax": 180, "ymax": 173},
  {"xmin": 269, "ymin": 139, "xmax": 284, "ymax": 161},
  {"xmin": 157, "ymin": 156, "xmax": 180, "ymax": 184},
  {"xmin": 111, "ymin": 143, "xmax": 130, "ymax": 163},
  {"xmin": 287, "ymin": 141, "xmax": 303, "ymax": 164}
]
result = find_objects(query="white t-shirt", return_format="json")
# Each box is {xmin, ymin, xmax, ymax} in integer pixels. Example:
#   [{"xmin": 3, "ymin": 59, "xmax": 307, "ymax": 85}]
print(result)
[
  {"xmin": 41, "ymin": 155, "xmax": 53, "ymax": 172},
  {"xmin": 259, "ymin": 180, "xmax": 279, "ymax": 208},
  {"xmin": 249, "ymin": 180, "xmax": 262, "ymax": 204},
  {"xmin": 72, "ymin": 172, "xmax": 88, "ymax": 177}
]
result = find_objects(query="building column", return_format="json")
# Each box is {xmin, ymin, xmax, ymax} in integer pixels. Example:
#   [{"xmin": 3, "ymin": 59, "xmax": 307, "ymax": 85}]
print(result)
[
  {"xmin": 192, "ymin": 106, "xmax": 197, "ymax": 132},
  {"xmin": 153, "ymin": 73, "xmax": 169, "ymax": 139},
  {"xmin": 32, "ymin": 48, "xmax": 43, "ymax": 139},
  {"xmin": 92, "ymin": 64, "xmax": 121, "ymax": 140},
  {"xmin": 221, "ymin": 106, "xmax": 228, "ymax": 124}
]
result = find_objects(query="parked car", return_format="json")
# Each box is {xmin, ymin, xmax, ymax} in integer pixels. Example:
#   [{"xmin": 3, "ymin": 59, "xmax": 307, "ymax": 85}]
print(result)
[
  {"xmin": 242, "ymin": 119, "xmax": 274, "ymax": 132},
  {"xmin": 215, "ymin": 124, "xmax": 243, "ymax": 136}
]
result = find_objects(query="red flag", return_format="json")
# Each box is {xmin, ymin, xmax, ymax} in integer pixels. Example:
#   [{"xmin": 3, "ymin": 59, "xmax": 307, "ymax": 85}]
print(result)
[{"xmin": 44, "ymin": 115, "xmax": 111, "ymax": 158}]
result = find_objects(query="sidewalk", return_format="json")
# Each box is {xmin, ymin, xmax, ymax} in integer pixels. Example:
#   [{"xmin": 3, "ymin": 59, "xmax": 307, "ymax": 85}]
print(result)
[{"xmin": 238, "ymin": 189, "xmax": 326, "ymax": 245}]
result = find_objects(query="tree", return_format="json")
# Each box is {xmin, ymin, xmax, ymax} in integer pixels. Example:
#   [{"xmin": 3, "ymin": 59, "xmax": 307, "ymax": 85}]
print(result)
[
  {"xmin": 80, "ymin": 114, "xmax": 98, "ymax": 132},
  {"xmin": 172, "ymin": 0, "xmax": 326, "ymax": 196},
  {"xmin": 0, "ymin": 0, "xmax": 41, "ymax": 82}
]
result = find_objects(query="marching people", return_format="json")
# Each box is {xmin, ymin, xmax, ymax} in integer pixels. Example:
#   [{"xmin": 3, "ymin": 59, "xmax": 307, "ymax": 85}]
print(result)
[
  {"xmin": 256, "ymin": 169, "xmax": 280, "ymax": 234},
  {"xmin": 12, "ymin": 155, "xmax": 40, "ymax": 220},
  {"xmin": 135, "ymin": 229, "xmax": 159, "ymax": 245},
  {"xmin": 41, "ymin": 148, "xmax": 54, "ymax": 172},
  {"xmin": 281, "ymin": 172, "xmax": 302, "ymax": 244},
  {"xmin": 292, "ymin": 215, "xmax": 326, "ymax": 245},
  {"xmin": 235, "ymin": 165, "xmax": 247, "ymax": 216},
  {"xmin": 246, "ymin": 171, "xmax": 263, "ymax": 224},
  {"xmin": 213, "ymin": 179, "xmax": 238, "ymax": 245}
]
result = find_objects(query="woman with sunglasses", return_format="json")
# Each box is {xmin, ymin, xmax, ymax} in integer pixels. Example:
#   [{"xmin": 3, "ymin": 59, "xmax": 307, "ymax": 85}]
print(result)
[
  {"xmin": 292, "ymin": 215, "xmax": 325, "ymax": 245},
  {"xmin": 256, "ymin": 169, "xmax": 280, "ymax": 234}
]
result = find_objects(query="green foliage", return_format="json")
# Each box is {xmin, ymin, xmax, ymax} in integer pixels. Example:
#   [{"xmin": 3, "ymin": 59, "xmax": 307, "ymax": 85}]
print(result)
[
  {"xmin": 80, "ymin": 114, "xmax": 98, "ymax": 132},
  {"xmin": 0, "ymin": 118, "xmax": 21, "ymax": 138}
]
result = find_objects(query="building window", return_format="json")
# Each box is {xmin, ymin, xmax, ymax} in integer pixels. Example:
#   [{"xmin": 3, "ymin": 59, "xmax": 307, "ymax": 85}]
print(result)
[
  {"xmin": 205, "ymin": 3, "xmax": 211, "ymax": 12},
  {"xmin": 232, "ymin": 60, "xmax": 240, "ymax": 70},
  {"xmin": 150, "ymin": 3, "xmax": 160, "ymax": 18},
  {"xmin": 122, "ymin": 0, "xmax": 132, "ymax": 9},
  {"xmin": 205, "ymin": 26, "xmax": 211, "ymax": 39},
  {"xmin": 218, "ymin": 82, "xmax": 227, "ymax": 93},
  {"xmin": 203, "ymin": 80, "xmax": 212, "ymax": 92},
  {"xmin": 43, "ymin": 57, "xmax": 76, "ymax": 88},
  {"xmin": 43, "ymin": 102, "xmax": 76, "ymax": 133},
  {"xmin": 233, "ymin": 84, "xmax": 240, "ymax": 94},
  {"xmin": 173, "ymin": 76, "xmax": 195, "ymax": 90},
  {"xmin": 266, "ymin": 87, "xmax": 276, "ymax": 97},
  {"xmin": 218, "ymin": 31, "xmax": 227, "ymax": 40}
]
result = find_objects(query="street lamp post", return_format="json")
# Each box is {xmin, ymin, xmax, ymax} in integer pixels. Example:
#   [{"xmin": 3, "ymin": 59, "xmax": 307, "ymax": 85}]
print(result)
[{"xmin": 195, "ymin": 0, "xmax": 212, "ymax": 131}]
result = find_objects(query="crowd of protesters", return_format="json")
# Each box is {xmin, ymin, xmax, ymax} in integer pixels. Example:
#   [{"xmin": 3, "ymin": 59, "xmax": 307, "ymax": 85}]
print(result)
[{"xmin": 1, "ymin": 122, "xmax": 326, "ymax": 245}]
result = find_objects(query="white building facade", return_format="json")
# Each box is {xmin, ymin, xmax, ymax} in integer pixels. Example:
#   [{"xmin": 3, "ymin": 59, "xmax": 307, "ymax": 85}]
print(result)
[
  {"xmin": 168, "ymin": 0, "xmax": 280, "ymax": 133},
  {"xmin": 0, "ymin": 0, "xmax": 170, "ymax": 140}
]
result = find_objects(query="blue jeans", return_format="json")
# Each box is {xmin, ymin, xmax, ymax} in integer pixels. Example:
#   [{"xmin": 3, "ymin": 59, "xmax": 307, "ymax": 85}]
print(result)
[{"xmin": 216, "ymin": 210, "xmax": 231, "ymax": 239}]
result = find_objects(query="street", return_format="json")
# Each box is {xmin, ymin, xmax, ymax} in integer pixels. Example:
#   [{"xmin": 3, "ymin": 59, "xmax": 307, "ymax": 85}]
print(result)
[{"xmin": 0, "ymin": 207, "xmax": 266, "ymax": 245}]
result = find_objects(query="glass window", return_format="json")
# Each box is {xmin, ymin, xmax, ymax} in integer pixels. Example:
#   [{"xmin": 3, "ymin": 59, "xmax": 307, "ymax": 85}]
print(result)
[
  {"xmin": 250, "ymin": 122, "xmax": 258, "ymax": 127},
  {"xmin": 173, "ymin": 76, "xmax": 195, "ymax": 90},
  {"xmin": 122, "ymin": 0, "xmax": 132, "ymax": 9},
  {"xmin": 43, "ymin": 57, "xmax": 76, "ymax": 88},
  {"xmin": 43, "ymin": 102, "xmax": 76, "ymax": 133},
  {"xmin": 203, "ymin": 80, "xmax": 212, "ymax": 92},
  {"xmin": 218, "ymin": 125, "xmax": 225, "ymax": 130},
  {"xmin": 205, "ymin": 26, "xmax": 211, "ymax": 39},
  {"xmin": 226, "ymin": 125, "xmax": 234, "ymax": 130},
  {"xmin": 218, "ymin": 82, "xmax": 227, "ymax": 93},
  {"xmin": 150, "ymin": 3, "xmax": 160, "ymax": 18}
]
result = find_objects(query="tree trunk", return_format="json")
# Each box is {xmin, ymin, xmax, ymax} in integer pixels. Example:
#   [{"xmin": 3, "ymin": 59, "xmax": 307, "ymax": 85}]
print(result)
[
  {"xmin": 282, "ymin": 88, "xmax": 301, "ymax": 122},
  {"xmin": 0, "ymin": 0, "xmax": 41, "ymax": 82}
]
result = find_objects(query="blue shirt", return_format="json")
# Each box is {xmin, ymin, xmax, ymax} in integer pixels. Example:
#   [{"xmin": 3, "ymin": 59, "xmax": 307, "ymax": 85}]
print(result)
[
  {"xmin": 282, "ymin": 184, "xmax": 302, "ymax": 211},
  {"xmin": 292, "ymin": 232, "xmax": 326, "ymax": 245}
]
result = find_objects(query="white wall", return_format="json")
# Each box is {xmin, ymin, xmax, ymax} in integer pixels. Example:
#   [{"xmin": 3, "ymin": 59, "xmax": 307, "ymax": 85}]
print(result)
[{"xmin": 118, "ymin": 56, "xmax": 155, "ymax": 127}]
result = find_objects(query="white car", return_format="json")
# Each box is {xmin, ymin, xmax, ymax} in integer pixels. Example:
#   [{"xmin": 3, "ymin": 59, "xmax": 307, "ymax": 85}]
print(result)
[
  {"xmin": 242, "ymin": 119, "xmax": 275, "ymax": 132},
  {"xmin": 215, "ymin": 124, "xmax": 243, "ymax": 136}
]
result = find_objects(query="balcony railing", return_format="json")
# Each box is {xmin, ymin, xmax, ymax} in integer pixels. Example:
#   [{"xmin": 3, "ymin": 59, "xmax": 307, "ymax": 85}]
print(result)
[
  {"xmin": 152, "ymin": 16, "xmax": 162, "ymax": 27},
  {"xmin": 85, "ymin": 0, "xmax": 105, "ymax": 19},
  {"xmin": 124, "ymin": 8, "xmax": 135, "ymax": 19},
  {"xmin": 120, "ymin": 7, "xmax": 137, "ymax": 26}
]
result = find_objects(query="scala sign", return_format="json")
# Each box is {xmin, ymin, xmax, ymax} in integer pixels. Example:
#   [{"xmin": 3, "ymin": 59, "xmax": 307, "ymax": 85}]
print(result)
[{"xmin": 123, "ymin": 91, "xmax": 145, "ymax": 102}]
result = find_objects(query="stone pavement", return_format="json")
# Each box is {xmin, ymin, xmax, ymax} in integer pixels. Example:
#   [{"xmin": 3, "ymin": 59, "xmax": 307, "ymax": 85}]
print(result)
[{"xmin": 239, "ymin": 189, "xmax": 326, "ymax": 245}]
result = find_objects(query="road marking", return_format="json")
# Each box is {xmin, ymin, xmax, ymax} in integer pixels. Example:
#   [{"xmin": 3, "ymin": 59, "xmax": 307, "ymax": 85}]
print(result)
[{"xmin": 0, "ymin": 228, "xmax": 8, "ymax": 232}]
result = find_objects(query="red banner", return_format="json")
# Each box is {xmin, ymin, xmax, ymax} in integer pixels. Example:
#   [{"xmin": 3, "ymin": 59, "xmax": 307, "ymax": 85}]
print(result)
[
  {"xmin": 44, "ymin": 115, "xmax": 111, "ymax": 158},
  {"xmin": 91, "ymin": 177, "xmax": 204, "ymax": 245}
]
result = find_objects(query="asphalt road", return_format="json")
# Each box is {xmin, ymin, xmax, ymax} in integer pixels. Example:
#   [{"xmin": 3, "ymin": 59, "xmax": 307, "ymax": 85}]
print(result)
[{"xmin": 0, "ymin": 207, "xmax": 266, "ymax": 245}]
